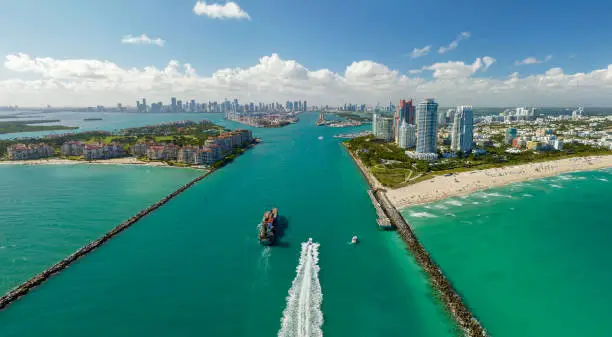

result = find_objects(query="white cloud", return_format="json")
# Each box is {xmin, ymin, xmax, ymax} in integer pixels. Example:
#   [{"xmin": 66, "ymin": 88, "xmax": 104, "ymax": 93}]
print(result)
[
  {"xmin": 410, "ymin": 45, "xmax": 431, "ymax": 59},
  {"xmin": 3, "ymin": 53, "xmax": 612, "ymax": 107},
  {"xmin": 121, "ymin": 34, "xmax": 165, "ymax": 47},
  {"xmin": 515, "ymin": 55, "xmax": 552, "ymax": 66},
  {"xmin": 193, "ymin": 1, "xmax": 250, "ymax": 20},
  {"xmin": 438, "ymin": 32, "xmax": 470, "ymax": 54},
  {"xmin": 423, "ymin": 56, "xmax": 496, "ymax": 79}
]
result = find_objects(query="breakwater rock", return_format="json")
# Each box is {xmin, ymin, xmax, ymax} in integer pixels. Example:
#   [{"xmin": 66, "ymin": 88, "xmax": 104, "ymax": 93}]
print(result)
[
  {"xmin": 0, "ymin": 169, "xmax": 214, "ymax": 311},
  {"xmin": 375, "ymin": 190, "xmax": 488, "ymax": 337}
]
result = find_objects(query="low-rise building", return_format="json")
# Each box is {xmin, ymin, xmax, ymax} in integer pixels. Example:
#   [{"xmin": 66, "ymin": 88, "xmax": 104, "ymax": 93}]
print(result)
[
  {"xmin": 130, "ymin": 142, "xmax": 149, "ymax": 157},
  {"xmin": 194, "ymin": 147, "xmax": 221, "ymax": 165},
  {"xmin": 83, "ymin": 143, "xmax": 125, "ymax": 160},
  {"xmin": 178, "ymin": 147, "xmax": 196, "ymax": 163},
  {"xmin": 406, "ymin": 151, "xmax": 438, "ymax": 161},
  {"xmin": 146, "ymin": 144, "xmax": 178, "ymax": 161},
  {"xmin": 526, "ymin": 141, "xmax": 542, "ymax": 151},
  {"xmin": 7, "ymin": 143, "xmax": 54, "ymax": 160},
  {"xmin": 61, "ymin": 141, "xmax": 84, "ymax": 156}
]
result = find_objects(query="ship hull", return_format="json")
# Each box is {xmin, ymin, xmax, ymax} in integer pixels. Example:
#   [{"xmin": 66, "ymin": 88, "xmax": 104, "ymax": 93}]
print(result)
[{"xmin": 259, "ymin": 208, "xmax": 278, "ymax": 246}]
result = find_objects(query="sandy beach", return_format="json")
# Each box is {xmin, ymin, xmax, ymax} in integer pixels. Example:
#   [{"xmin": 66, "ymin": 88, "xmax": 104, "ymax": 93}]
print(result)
[
  {"xmin": 0, "ymin": 157, "xmax": 205, "ymax": 169},
  {"xmin": 387, "ymin": 155, "xmax": 612, "ymax": 209}
]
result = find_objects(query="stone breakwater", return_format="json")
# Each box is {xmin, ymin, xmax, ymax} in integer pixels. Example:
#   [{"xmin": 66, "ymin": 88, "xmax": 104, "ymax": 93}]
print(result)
[
  {"xmin": 344, "ymin": 144, "xmax": 488, "ymax": 337},
  {"xmin": 376, "ymin": 190, "xmax": 488, "ymax": 337},
  {"xmin": 0, "ymin": 169, "xmax": 215, "ymax": 311}
]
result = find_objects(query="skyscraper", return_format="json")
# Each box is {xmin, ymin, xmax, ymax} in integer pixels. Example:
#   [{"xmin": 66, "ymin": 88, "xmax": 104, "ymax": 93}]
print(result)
[
  {"xmin": 171, "ymin": 97, "xmax": 177, "ymax": 113},
  {"xmin": 393, "ymin": 99, "xmax": 415, "ymax": 143},
  {"xmin": 450, "ymin": 105, "xmax": 474, "ymax": 153},
  {"xmin": 437, "ymin": 110, "xmax": 447, "ymax": 127},
  {"xmin": 303, "ymin": 100, "xmax": 307, "ymax": 112},
  {"xmin": 374, "ymin": 115, "xmax": 394, "ymax": 141},
  {"xmin": 398, "ymin": 120, "xmax": 417, "ymax": 149},
  {"xmin": 416, "ymin": 99, "xmax": 439, "ymax": 154}
]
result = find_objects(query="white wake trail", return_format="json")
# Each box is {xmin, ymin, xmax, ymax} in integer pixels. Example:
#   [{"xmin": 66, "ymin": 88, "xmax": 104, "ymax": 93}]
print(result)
[{"xmin": 278, "ymin": 239, "xmax": 323, "ymax": 337}]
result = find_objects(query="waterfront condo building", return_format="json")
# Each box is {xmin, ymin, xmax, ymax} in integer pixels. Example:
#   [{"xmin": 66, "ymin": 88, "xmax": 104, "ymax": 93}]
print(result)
[
  {"xmin": 146, "ymin": 144, "xmax": 178, "ymax": 161},
  {"xmin": 372, "ymin": 114, "xmax": 394, "ymax": 141},
  {"xmin": 83, "ymin": 143, "xmax": 125, "ymax": 160},
  {"xmin": 7, "ymin": 143, "xmax": 54, "ymax": 160},
  {"xmin": 393, "ymin": 99, "xmax": 415, "ymax": 142},
  {"xmin": 130, "ymin": 142, "xmax": 149, "ymax": 157},
  {"xmin": 450, "ymin": 105, "xmax": 474, "ymax": 153},
  {"xmin": 177, "ymin": 146, "xmax": 196, "ymax": 163},
  {"xmin": 416, "ymin": 99, "xmax": 439, "ymax": 154},
  {"xmin": 194, "ymin": 147, "xmax": 221, "ymax": 165},
  {"xmin": 60, "ymin": 141, "xmax": 84, "ymax": 156},
  {"xmin": 398, "ymin": 120, "xmax": 417, "ymax": 149}
]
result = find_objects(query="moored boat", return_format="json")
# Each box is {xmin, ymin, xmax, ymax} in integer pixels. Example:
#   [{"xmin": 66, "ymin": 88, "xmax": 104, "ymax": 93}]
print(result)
[{"xmin": 259, "ymin": 208, "xmax": 278, "ymax": 245}]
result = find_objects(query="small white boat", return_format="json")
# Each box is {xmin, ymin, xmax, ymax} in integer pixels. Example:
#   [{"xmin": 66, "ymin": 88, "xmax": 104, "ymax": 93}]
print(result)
[
  {"xmin": 317, "ymin": 136, "xmax": 323, "ymax": 140},
  {"xmin": 351, "ymin": 236, "xmax": 358, "ymax": 244}
]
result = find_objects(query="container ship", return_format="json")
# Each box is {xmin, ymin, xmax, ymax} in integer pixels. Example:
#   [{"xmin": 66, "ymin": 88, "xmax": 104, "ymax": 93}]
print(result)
[{"xmin": 259, "ymin": 208, "xmax": 278, "ymax": 246}]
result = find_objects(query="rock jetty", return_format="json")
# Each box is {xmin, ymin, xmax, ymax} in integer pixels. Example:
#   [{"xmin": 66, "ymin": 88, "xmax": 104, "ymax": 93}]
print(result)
[
  {"xmin": 344, "ymin": 144, "xmax": 488, "ymax": 337},
  {"xmin": 0, "ymin": 169, "xmax": 214, "ymax": 311},
  {"xmin": 376, "ymin": 190, "xmax": 488, "ymax": 337}
]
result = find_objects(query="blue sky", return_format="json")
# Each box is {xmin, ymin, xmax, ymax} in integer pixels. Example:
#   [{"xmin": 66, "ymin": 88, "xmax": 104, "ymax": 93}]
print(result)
[{"xmin": 1, "ymin": 0, "xmax": 612, "ymax": 106}]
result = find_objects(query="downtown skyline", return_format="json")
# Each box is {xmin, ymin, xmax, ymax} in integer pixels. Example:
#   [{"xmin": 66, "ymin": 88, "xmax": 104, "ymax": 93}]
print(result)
[{"xmin": 1, "ymin": 1, "xmax": 612, "ymax": 107}]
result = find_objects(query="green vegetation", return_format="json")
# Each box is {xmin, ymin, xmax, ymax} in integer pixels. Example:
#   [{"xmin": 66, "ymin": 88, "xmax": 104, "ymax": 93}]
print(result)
[
  {"xmin": 334, "ymin": 112, "xmax": 372, "ymax": 122},
  {"xmin": 0, "ymin": 120, "xmax": 79, "ymax": 134},
  {"xmin": 346, "ymin": 135, "xmax": 611, "ymax": 188}
]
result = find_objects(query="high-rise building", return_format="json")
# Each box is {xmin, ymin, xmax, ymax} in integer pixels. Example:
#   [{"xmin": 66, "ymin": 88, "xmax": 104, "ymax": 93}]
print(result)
[
  {"xmin": 372, "ymin": 113, "xmax": 378, "ymax": 135},
  {"xmin": 393, "ymin": 99, "xmax": 415, "ymax": 143},
  {"xmin": 372, "ymin": 114, "xmax": 394, "ymax": 141},
  {"xmin": 450, "ymin": 105, "xmax": 474, "ymax": 153},
  {"xmin": 437, "ymin": 110, "xmax": 447, "ymax": 128},
  {"xmin": 446, "ymin": 109, "xmax": 455, "ymax": 124},
  {"xmin": 171, "ymin": 97, "xmax": 177, "ymax": 113},
  {"xmin": 416, "ymin": 99, "xmax": 439, "ymax": 154},
  {"xmin": 303, "ymin": 100, "xmax": 307, "ymax": 112},
  {"xmin": 505, "ymin": 128, "xmax": 517, "ymax": 144},
  {"xmin": 398, "ymin": 120, "xmax": 417, "ymax": 149}
]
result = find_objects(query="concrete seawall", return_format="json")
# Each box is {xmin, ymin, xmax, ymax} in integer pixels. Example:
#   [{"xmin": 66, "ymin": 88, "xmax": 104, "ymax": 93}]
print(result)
[
  {"xmin": 344, "ymin": 144, "xmax": 488, "ymax": 337},
  {"xmin": 0, "ymin": 169, "xmax": 215, "ymax": 311}
]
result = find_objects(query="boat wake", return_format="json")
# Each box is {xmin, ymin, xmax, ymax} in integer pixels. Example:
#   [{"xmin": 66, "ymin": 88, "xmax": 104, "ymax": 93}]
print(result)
[{"xmin": 278, "ymin": 239, "xmax": 323, "ymax": 337}]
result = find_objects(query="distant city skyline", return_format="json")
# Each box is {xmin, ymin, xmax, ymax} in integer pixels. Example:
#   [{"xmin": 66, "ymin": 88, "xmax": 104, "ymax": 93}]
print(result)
[{"xmin": 2, "ymin": 1, "xmax": 612, "ymax": 107}]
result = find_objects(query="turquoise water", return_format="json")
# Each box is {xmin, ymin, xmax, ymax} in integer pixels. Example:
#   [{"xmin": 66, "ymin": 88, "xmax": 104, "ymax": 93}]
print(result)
[
  {"xmin": 0, "ymin": 165, "xmax": 202, "ymax": 294},
  {"xmin": 0, "ymin": 111, "xmax": 226, "ymax": 139},
  {"xmin": 403, "ymin": 169, "xmax": 612, "ymax": 337},
  {"xmin": 0, "ymin": 113, "xmax": 455, "ymax": 337}
]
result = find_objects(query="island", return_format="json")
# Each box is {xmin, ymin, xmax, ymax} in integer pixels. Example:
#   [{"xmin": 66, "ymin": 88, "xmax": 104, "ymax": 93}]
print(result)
[
  {"xmin": 0, "ymin": 120, "xmax": 79, "ymax": 134},
  {"xmin": 225, "ymin": 111, "xmax": 299, "ymax": 128},
  {"xmin": 0, "ymin": 120, "xmax": 258, "ymax": 169}
]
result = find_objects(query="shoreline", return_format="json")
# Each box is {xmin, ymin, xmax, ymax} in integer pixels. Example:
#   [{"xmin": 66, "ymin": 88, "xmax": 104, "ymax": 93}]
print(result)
[
  {"xmin": 344, "ymin": 141, "xmax": 489, "ymax": 336},
  {"xmin": 0, "ymin": 157, "xmax": 206, "ymax": 169},
  {"xmin": 387, "ymin": 155, "xmax": 612, "ymax": 209}
]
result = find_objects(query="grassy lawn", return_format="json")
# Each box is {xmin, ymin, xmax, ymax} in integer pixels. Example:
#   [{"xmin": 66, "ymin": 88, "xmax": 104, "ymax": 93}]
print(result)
[{"xmin": 346, "ymin": 135, "xmax": 611, "ymax": 189}]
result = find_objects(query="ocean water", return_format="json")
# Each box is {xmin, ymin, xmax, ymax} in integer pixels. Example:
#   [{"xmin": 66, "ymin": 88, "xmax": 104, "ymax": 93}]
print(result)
[
  {"xmin": 0, "ymin": 165, "xmax": 202, "ymax": 294},
  {"xmin": 0, "ymin": 113, "xmax": 455, "ymax": 337},
  {"xmin": 0, "ymin": 111, "xmax": 227, "ymax": 139},
  {"xmin": 402, "ymin": 169, "xmax": 612, "ymax": 337}
]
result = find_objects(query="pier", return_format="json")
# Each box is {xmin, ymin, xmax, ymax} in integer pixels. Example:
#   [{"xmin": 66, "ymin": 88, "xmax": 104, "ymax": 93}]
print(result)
[
  {"xmin": 345, "ymin": 145, "xmax": 488, "ymax": 337},
  {"xmin": 366, "ymin": 189, "xmax": 393, "ymax": 230}
]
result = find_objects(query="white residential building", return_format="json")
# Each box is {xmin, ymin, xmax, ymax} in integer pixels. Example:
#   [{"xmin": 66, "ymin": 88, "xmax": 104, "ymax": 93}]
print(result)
[{"xmin": 450, "ymin": 105, "xmax": 474, "ymax": 153}]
